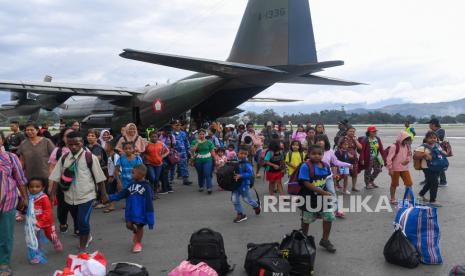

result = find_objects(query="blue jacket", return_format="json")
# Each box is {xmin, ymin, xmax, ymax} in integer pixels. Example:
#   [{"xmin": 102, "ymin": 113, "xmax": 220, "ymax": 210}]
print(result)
[
  {"xmin": 235, "ymin": 159, "xmax": 253, "ymax": 191},
  {"xmin": 109, "ymin": 180, "xmax": 155, "ymax": 229},
  {"xmin": 173, "ymin": 130, "xmax": 190, "ymax": 153}
]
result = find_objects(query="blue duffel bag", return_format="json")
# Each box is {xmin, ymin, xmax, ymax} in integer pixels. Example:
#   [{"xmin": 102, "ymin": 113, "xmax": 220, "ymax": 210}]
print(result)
[{"xmin": 395, "ymin": 188, "xmax": 443, "ymax": 265}]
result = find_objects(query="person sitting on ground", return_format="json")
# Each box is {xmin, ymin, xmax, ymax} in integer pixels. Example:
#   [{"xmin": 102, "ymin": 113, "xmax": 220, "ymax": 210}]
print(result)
[
  {"xmin": 232, "ymin": 146, "xmax": 261, "ymax": 223},
  {"xmin": 298, "ymin": 144, "xmax": 336, "ymax": 253},
  {"xmin": 107, "ymin": 164, "xmax": 155, "ymax": 253},
  {"xmin": 386, "ymin": 131, "xmax": 413, "ymax": 204}
]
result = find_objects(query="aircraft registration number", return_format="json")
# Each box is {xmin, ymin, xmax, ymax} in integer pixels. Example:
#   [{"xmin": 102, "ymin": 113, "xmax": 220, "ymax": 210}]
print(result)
[{"xmin": 259, "ymin": 8, "xmax": 286, "ymax": 20}]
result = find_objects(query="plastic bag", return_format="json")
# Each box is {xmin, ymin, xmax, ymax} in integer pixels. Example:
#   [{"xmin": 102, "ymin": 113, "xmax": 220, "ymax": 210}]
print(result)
[
  {"xmin": 383, "ymin": 228, "xmax": 420, "ymax": 268},
  {"xmin": 169, "ymin": 260, "xmax": 218, "ymax": 276},
  {"xmin": 54, "ymin": 252, "xmax": 107, "ymax": 276},
  {"xmin": 279, "ymin": 230, "xmax": 316, "ymax": 275}
]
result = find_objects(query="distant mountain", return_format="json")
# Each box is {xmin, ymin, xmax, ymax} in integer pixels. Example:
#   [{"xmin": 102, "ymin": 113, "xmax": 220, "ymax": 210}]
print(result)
[{"xmin": 349, "ymin": 98, "xmax": 465, "ymax": 117}]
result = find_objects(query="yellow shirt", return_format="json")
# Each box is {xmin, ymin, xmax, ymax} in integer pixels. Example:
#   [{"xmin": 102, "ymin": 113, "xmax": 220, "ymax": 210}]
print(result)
[{"xmin": 285, "ymin": 151, "xmax": 304, "ymax": 175}]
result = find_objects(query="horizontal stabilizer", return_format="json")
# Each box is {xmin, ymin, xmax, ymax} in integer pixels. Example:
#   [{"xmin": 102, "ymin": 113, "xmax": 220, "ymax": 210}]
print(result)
[
  {"xmin": 273, "ymin": 60, "xmax": 344, "ymax": 75},
  {"xmin": 248, "ymin": 97, "xmax": 301, "ymax": 103},
  {"xmin": 279, "ymin": 75, "xmax": 365, "ymax": 86},
  {"xmin": 0, "ymin": 80, "xmax": 142, "ymax": 96},
  {"xmin": 120, "ymin": 49, "xmax": 286, "ymax": 78}
]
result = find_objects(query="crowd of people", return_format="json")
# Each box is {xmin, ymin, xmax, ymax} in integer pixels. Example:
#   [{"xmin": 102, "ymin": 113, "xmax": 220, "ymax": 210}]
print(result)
[{"xmin": 0, "ymin": 117, "xmax": 451, "ymax": 275}]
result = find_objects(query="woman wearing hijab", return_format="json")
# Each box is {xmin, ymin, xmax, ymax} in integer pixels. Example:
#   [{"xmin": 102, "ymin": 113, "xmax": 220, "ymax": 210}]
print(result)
[
  {"xmin": 99, "ymin": 129, "xmax": 113, "ymax": 149},
  {"xmin": 115, "ymin": 123, "xmax": 147, "ymax": 155}
]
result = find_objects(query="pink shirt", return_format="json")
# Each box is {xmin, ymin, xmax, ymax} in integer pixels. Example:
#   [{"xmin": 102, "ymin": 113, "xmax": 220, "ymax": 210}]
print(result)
[{"xmin": 48, "ymin": 147, "xmax": 71, "ymax": 166}]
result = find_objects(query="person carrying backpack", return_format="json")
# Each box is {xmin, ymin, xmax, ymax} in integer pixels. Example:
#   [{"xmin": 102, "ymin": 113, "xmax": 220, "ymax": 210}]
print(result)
[
  {"xmin": 285, "ymin": 140, "xmax": 304, "ymax": 176},
  {"xmin": 414, "ymin": 131, "xmax": 448, "ymax": 207},
  {"xmin": 49, "ymin": 131, "xmax": 108, "ymax": 252},
  {"xmin": 231, "ymin": 146, "xmax": 261, "ymax": 223},
  {"xmin": 386, "ymin": 131, "xmax": 413, "ymax": 204}
]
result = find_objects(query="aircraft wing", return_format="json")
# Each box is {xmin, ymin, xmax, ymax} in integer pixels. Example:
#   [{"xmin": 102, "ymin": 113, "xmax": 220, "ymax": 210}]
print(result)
[
  {"xmin": 279, "ymin": 75, "xmax": 365, "ymax": 86},
  {"xmin": 248, "ymin": 97, "xmax": 302, "ymax": 103},
  {"xmin": 0, "ymin": 80, "xmax": 142, "ymax": 97},
  {"xmin": 120, "ymin": 49, "xmax": 287, "ymax": 77}
]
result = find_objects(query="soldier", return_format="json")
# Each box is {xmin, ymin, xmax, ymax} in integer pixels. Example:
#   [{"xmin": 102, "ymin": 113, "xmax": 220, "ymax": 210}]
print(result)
[{"xmin": 171, "ymin": 120, "xmax": 192, "ymax": 185}]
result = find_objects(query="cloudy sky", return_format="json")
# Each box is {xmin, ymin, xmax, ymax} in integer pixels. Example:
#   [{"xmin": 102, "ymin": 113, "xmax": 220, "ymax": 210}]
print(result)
[{"xmin": 1, "ymin": 0, "xmax": 464, "ymax": 110}]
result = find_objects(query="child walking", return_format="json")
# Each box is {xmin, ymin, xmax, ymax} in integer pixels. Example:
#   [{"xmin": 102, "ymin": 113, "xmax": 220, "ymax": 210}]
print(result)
[
  {"xmin": 298, "ymin": 145, "xmax": 336, "ymax": 253},
  {"xmin": 232, "ymin": 146, "xmax": 261, "ymax": 223},
  {"xmin": 104, "ymin": 142, "xmax": 120, "ymax": 213},
  {"xmin": 263, "ymin": 140, "xmax": 285, "ymax": 196},
  {"xmin": 386, "ymin": 131, "xmax": 413, "ymax": 204},
  {"xmin": 25, "ymin": 178, "xmax": 63, "ymax": 264},
  {"xmin": 116, "ymin": 142, "xmax": 144, "ymax": 191},
  {"xmin": 285, "ymin": 140, "xmax": 304, "ymax": 176},
  {"xmin": 335, "ymin": 139, "xmax": 352, "ymax": 195},
  {"xmin": 414, "ymin": 131, "xmax": 447, "ymax": 207},
  {"xmin": 107, "ymin": 164, "xmax": 155, "ymax": 253}
]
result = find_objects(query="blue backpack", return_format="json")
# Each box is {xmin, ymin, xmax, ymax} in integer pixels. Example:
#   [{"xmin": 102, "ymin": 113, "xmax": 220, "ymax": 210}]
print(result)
[{"xmin": 424, "ymin": 144, "xmax": 448, "ymax": 172}]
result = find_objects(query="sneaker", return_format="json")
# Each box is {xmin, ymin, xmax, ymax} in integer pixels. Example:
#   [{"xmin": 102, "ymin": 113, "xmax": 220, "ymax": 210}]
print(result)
[
  {"xmin": 418, "ymin": 194, "xmax": 428, "ymax": 202},
  {"xmin": 254, "ymin": 207, "xmax": 261, "ymax": 215},
  {"xmin": 94, "ymin": 203, "xmax": 105, "ymax": 209},
  {"xmin": 439, "ymin": 182, "xmax": 448, "ymax": 187},
  {"xmin": 183, "ymin": 180, "xmax": 193, "ymax": 186},
  {"xmin": 54, "ymin": 240, "xmax": 63, "ymax": 252},
  {"xmin": 132, "ymin": 242, "xmax": 142, "ymax": 253},
  {"xmin": 85, "ymin": 235, "xmax": 93, "ymax": 248},
  {"xmin": 167, "ymin": 189, "xmax": 174, "ymax": 193},
  {"xmin": 198, "ymin": 188, "xmax": 204, "ymax": 192},
  {"xmin": 233, "ymin": 213, "xmax": 247, "ymax": 223},
  {"xmin": 335, "ymin": 211, "xmax": 345, "ymax": 218},
  {"xmin": 365, "ymin": 184, "xmax": 375, "ymax": 190},
  {"xmin": 158, "ymin": 191, "xmax": 168, "ymax": 195},
  {"xmin": 319, "ymin": 239, "xmax": 336, "ymax": 253},
  {"xmin": 419, "ymin": 181, "xmax": 426, "ymax": 186},
  {"xmin": 207, "ymin": 190, "xmax": 212, "ymax": 195},
  {"xmin": 30, "ymin": 258, "xmax": 41, "ymax": 264},
  {"xmin": 60, "ymin": 224, "xmax": 69, "ymax": 234},
  {"xmin": 389, "ymin": 198, "xmax": 397, "ymax": 205},
  {"xmin": 343, "ymin": 190, "xmax": 351, "ymax": 195}
]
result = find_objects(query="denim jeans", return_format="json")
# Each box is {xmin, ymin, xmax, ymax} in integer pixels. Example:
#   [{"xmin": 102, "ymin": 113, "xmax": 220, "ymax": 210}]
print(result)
[
  {"xmin": 67, "ymin": 200, "xmax": 94, "ymax": 236},
  {"xmin": 231, "ymin": 187, "xmax": 259, "ymax": 214},
  {"xmin": 147, "ymin": 164, "xmax": 163, "ymax": 192},
  {"xmin": 194, "ymin": 160, "xmax": 213, "ymax": 191}
]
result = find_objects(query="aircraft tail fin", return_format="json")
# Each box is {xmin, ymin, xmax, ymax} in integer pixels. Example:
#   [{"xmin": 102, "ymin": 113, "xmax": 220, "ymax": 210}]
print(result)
[{"xmin": 227, "ymin": 0, "xmax": 317, "ymax": 66}]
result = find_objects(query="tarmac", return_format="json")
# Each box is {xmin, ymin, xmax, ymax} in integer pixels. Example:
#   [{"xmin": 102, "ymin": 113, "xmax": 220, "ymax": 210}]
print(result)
[{"xmin": 9, "ymin": 125, "xmax": 465, "ymax": 276}]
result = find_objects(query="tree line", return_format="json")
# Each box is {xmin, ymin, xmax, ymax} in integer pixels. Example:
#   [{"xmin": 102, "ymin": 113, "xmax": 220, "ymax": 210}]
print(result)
[{"xmin": 220, "ymin": 109, "xmax": 465, "ymax": 125}]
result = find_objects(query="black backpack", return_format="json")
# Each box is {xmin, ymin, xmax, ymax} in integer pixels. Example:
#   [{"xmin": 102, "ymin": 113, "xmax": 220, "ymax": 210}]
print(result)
[
  {"xmin": 244, "ymin": 243, "xmax": 291, "ymax": 276},
  {"xmin": 217, "ymin": 162, "xmax": 241, "ymax": 191},
  {"xmin": 279, "ymin": 230, "xmax": 316, "ymax": 276},
  {"xmin": 106, "ymin": 262, "xmax": 149, "ymax": 276},
  {"xmin": 188, "ymin": 228, "xmax": 232, "ymax": 276}
]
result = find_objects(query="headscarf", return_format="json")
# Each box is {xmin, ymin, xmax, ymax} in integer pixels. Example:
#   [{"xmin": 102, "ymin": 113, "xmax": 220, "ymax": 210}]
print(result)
[
  {"xmin": 98, "ymin": 129, "xmax": 113, "ymax": 149},
  {"xmin": 116, "ymin": 123, "xmax": 147, "ymax": 154}
]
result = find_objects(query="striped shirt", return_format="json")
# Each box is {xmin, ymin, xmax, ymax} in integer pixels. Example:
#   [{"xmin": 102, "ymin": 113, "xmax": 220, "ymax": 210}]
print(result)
[{"xmin": 0, "ymin": 150, "xmax": 27, "ymax": 212}]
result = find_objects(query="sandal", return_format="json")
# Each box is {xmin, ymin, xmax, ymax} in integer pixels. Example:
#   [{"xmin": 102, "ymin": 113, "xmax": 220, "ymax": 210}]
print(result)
[
  {"xmin": 0, "ymin": 265, "xmax": 12, "ymax": 276},
  {"xmin": 365, "ymin": 184, "xmax": 375, "ymax": 189},
  {"xmin": 103, "ymin": 208, "xmax": 115, "ymax": 213},
  {"xmin": 352, "ymin": 188, "xmax": 360, "ymax": 192}
]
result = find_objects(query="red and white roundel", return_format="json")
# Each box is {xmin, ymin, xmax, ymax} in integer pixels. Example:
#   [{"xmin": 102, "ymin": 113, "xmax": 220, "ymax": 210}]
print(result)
[{"xmin": 152, "ymin": 98, "xmax": 163, "ymax": 113}]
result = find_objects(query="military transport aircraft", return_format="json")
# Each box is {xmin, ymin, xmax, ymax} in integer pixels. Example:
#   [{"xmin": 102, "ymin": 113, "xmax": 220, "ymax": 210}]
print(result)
[{"xmin": 0, "ymin": 0, "xmax": 361, "ymax": 130}]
